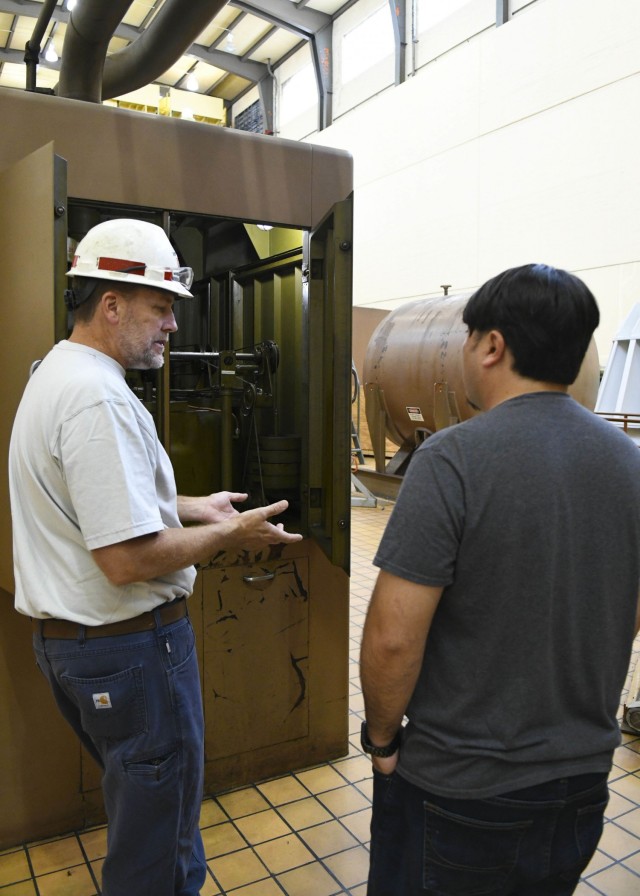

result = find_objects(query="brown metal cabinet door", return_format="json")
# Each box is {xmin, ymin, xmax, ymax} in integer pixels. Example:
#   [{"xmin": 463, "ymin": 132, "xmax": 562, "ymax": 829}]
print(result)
[
  {"xmin": 202, "ymin": 557, "xmax": 310, "ymax": 761},
  {"xmin": 0, "ymin": 143, "xmax": 67, "ymax": 593},
  {"xmin": 303, "ymin": 195, "xmax": 353, "ymax": 574}
]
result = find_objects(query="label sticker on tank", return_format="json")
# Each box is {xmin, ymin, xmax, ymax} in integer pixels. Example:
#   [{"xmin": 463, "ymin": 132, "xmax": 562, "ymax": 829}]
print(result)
[
  {"xmin": 406, "ymin": 407, "xmax": 424, "ymax": 422},
  {"xmin": 93, "ymin": 692, "xmax": 112, "ymax": 710}
]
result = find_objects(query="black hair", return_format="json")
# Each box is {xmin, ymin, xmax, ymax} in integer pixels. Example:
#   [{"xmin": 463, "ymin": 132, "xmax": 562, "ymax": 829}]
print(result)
[{"xmin": 462, "ymin": 264, "xmax": 600, "ymax": 385}]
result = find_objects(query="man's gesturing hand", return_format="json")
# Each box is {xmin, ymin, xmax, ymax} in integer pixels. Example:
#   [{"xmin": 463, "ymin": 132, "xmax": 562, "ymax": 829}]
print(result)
[{"xmin": 227, "ymin": 499, "xmax": 303, "ymax": 551}]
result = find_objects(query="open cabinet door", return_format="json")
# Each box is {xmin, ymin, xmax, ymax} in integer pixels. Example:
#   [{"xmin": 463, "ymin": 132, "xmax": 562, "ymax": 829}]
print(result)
[
  {"xmin": 303, "ymin": 195, "xmax": 353, "ymax": 574},
  {"xmin": 0, "ymin": 143, "xmax": 67, "ymax": 593}
]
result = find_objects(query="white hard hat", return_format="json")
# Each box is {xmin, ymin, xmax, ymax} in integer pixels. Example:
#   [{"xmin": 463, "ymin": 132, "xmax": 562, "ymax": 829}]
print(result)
[{"xmin": 67, "ymin": 218, "xmax": 194, "ymax": 298}]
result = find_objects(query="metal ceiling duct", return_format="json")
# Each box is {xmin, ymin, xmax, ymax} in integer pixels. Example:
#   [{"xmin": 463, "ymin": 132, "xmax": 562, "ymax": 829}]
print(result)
[
  {"xmin": 57, "ymin": 0, "xmax": 134, "ymax": 102},
  {"xmin": 58, "ymin": 0, "xmax": 229, "ymax": 103}
]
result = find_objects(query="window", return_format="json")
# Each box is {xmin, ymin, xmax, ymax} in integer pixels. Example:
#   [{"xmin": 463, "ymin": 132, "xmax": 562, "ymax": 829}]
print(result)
[
  {"xmin": 341, "ymin": 4, "xmax": 394, "ymax": 83},
  {"xmin": 280, "ymin": 64, "xmax": 316, "ymax": 125},
  {"xmin": 417, "ymin": 0, "xmax": 471, "ymax": 30}
]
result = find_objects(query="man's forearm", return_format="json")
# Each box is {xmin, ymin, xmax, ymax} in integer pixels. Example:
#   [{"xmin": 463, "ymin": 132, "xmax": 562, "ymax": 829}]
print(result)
[
  {"xmin": 92, "ymin": 519, "xmax": 238, "ymax": 586},
  {"xmin": 360, "ymin": 637, "xmax": 421, "ymax": 745},
  {"xmin": 360, "ymin": 571, "xmax": 443, "ymax": 746},
  {"xmin": 92, "ymin": 500, "xmax": 299, "ymax": 586}
]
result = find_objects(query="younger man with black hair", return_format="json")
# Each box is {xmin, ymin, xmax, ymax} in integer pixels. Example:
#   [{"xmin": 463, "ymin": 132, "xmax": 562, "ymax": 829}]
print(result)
[{"xmin": 361, "ymin": 263, "xmax": 640, "ymax": 895}]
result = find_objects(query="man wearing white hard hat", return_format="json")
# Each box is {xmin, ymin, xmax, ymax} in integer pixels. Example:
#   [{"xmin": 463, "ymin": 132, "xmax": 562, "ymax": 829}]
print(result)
[{"xmin": 9, "ymin": 218, "xmax": 302, "ymax": 896}]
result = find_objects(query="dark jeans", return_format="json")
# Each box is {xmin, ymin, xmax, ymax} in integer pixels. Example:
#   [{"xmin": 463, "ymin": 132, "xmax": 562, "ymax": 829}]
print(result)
[
  {"xmin": 34, "ymin": 612, "xmax": 206, "ymax": 896},
  {"xmin": 367, "ymin": 769, "xmax": 609, "ymax": 896}
]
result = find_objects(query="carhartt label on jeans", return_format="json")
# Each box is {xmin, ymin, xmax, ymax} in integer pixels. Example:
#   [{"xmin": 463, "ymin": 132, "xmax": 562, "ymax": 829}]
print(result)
[{"xmin": 93, "ymin": 692, "xmax": 112, "ymax": 709}]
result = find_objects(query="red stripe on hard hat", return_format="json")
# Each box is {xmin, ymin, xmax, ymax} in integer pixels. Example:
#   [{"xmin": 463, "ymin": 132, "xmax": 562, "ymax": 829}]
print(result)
[
  {"xmin": 97, "ymin": 257, "xmax": 145, "ymax": 272},
  {"xmin": 71, "ymin": 256, "xmax": 176, "ymax": 283}
]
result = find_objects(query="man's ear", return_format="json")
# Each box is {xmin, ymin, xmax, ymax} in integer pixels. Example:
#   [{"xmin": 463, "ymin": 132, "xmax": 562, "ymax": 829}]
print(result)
[
  {"xmin": 100, "ymin": 290, "xmax": 123, "ymax": 325},
  {"xmin": 482, "ymin": 329, "xmax": 507, "ymax": 368}
]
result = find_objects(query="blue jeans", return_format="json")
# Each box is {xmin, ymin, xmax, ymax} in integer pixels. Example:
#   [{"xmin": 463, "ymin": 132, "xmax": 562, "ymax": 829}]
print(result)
[
  {"xmin": 34, "ymin": 611, "xmax": 206, "ymax": 896},
  {"xmin": 368, "ymin": 769, "xmax": 609, "ymax": 895}
]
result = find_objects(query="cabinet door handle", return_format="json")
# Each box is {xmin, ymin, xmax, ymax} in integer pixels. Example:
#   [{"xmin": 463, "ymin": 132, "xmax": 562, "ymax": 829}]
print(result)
[{"xmin": 243, "ymin": 572, "xmax": 276, "ymax": 584}]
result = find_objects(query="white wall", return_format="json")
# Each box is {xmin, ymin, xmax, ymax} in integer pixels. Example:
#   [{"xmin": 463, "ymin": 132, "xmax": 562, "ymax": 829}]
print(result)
[{"xmin": 298, "ymin": 0, "xmax": 640, "ymax": 363}]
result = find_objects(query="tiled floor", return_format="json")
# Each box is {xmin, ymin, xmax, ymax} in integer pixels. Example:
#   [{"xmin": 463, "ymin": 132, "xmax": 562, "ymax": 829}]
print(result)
[{"xmin": 1, "ymin": 503, "xmax": 640, "ymax": 895}]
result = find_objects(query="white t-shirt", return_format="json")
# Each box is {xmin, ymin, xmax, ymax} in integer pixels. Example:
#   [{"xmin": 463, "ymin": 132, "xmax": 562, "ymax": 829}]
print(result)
[{"xmin": 9, "ymin": 340, "xmax": 196, "ymax": 624}]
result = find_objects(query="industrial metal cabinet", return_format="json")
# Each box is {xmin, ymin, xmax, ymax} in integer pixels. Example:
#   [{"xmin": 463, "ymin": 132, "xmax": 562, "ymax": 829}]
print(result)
[{"xmin": 0, "ymin": 91, "xmax": 353, "ymax": 847}]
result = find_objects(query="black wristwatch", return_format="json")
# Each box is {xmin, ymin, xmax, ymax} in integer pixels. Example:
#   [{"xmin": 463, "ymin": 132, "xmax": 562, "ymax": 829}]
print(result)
[{"xmin": 360, "ymin": 721, "xmax": 402, "ymax": 758}]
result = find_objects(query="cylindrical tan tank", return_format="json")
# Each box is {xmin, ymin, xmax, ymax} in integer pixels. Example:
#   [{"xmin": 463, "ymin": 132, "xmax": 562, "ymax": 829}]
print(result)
[{"xmin": 363, "ymin": 294, "xmax": 601, "ymax": 473}]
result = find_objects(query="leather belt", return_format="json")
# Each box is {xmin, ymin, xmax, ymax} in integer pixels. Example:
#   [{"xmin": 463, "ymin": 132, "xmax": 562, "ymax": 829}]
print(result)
[{"xmin": 32, "ymin": 596, "xmax": 188, "ymax": 640}]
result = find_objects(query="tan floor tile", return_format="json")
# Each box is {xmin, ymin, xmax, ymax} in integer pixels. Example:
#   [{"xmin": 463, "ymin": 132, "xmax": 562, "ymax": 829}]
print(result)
[
  {"xmin": 36, "ymin": 864, "xmax": 97, "ymax": 896},
  {"xmin": 606, "ymin": 788, "xmax": 639, "ymax": 819},
  {"xmin": 332, "ymin": 754, "xmax": 374, "ymax": 784},
  {"xmin": 201, "ymin": 821, "xmax": 247, "ymax": 859},
  {"xmin": 200, "ymin": 798, "xmax": 228, "ymax": 827},
  {"xmin": 613, "ymin": 748, "xmax": 640, "ymax": 773},
  {"xmin": 0, "ymin": 883, "xmax": 38, "ymax": 896},
  {"xmin": 615, "ymin": 807, "xmax": 640, "ymax": 837},
  {"xmin": 0, "ymin": 849, "xmax": 30, "ymax": 887},
  {"xmin": 277, "ymin": 860, "xmax": 342, "ymax": 896},
  {"xmin": 318, "ymin": 785, "xmax": 371, "ymax": 817},
  {"xmin": 350, "ymin": 885, "xmax": 368, "ymax": 896},
  {"xmin": 609, "ymin": 773, "xmax": 640, "ymax": 802},
  {"xmin": 571, "ymin": 884, "xmax": 600, "ymax": 895},
  {"xmin": 597, "ymin": 820, "xmax": 640, "ymax": 860},
  {"xmin": 278, "ymin": 797, "xmax": 333, "ymax": 830},
  {"xmin": 299, "ymin": 820, "xmax": 359, "ymax": 858},
  {"xmin": 208, "ymin": 847, "xmax": 269, "ymax": 891},
  {"xmin": 254, "ymin": 834, "xmax": 314, "ymax": 874},
  {"xmin": 585, "ymin": 861, "xmax": 640, "ymax": 895},
  {"xmin": 345, "ymin": 739, "xmax": 364, "ymax": 757},
  {"xmin": 257, "ymin": 775, "xmax": 310, "ymax": 806},
  {"xmin": 322, "ymin": 845, "xmax": 370, "ymax": 890},
  {"xmin": 296, "ymin": 765, "xmax": 347, "ymax": 795},
  {"xmin": 200, "ymin": 869, "xmax": 221, "ymax": 895},
  {"xmin": 356, "ymin": 778, "xmax": 374, "ymax": 801},
  {"xmin": 340, "ymin": 808, "xmax": 372, "ymax": 844},
  {"xmin": 622, "ymin": 848, "xmax": 640, "ymax": 873},
  {"xmin": 348, "ymin": 715, "xmax": 363, "ymax": 735},
  {"xmin": 78, "ymin": 827, "xmax": 107, "ymax": 862},
  {"xmin": 89, "ymin": 860, "xmax": 103, "ymax": 891},
  {"xmin": 217, "ymin": 787, "xmax": 270, "ymax": 819},
  {"xmin": 235, "ymin": 809, "xmax": 292, "ymax": 844},
  {"xmin": 28, "ymin": 836, "xmax": 85, "ymax": 876},
  {"xmin": 583, "ymin": 848, "xmax": 615, "ymax": 876},
  {"xmin": 230, "ymin": 879, "xmax": 284, "ymax": 895}
]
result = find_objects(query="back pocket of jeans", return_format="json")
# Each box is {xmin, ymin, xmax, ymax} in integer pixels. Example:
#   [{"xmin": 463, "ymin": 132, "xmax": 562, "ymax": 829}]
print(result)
[
  {"xmin": 574, "ymin": 797, "xmax": 608, "ymax": 862},
  {"xmin": 423, "ymin": 802, "xmax": 530, "ymax": 895},
  {"xmin": 61, "ymin": 666, "xmax": 147, "ymax": 741}
]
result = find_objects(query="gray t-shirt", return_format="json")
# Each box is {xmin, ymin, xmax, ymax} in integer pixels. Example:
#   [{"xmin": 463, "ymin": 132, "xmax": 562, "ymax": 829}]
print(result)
[
  {"xmin": 10, "ymin": 340, "xmax": 196, "ymax": 625},
  {"xmin": 374, "ymin": 392, "xmax": 640, "ymax": 798}
]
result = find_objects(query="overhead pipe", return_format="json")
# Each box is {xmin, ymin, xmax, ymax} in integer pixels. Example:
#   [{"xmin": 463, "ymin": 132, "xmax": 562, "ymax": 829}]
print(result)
[
  {"xmin": 57, "ymin": 0, "xmax": 229, "ymax": 103},
  {"xmin": 101, "ymin": 0, "xmax": 229, "ymax": 101},
  {"xmin": 57, "ymin": 0, "xmax": 135, "ymax": 102},
  {"xmin": 24, "ymin": 0, "xmax": 59, "ymax": 92}
]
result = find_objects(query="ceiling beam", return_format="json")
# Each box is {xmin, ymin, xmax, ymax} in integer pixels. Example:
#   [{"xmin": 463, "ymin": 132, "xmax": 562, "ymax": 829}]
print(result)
[
  {"xmin": 310, "ymin": 22, "xmax": 332, "ymax": 131},
  {"xmin": 0, "ymin": 45, "xmax": 59, "ymax": 69},
  {"xmin": 497, "ymin": 0, "xmax": 510, "ymax": 26},
  {"xmin": 241, "ymin": 24, "xmax": 277, "ymax": 61},
  {"xmin": 230, "ymin": 0, "xmax": 330, "ymax": 39},
  {"xmin": 389, "ymin": 0, "xmax": 406, "ymax": 85},
  {"xmin": 195, "ymin": 45, "xmax": 267, "ymax": 81},
  {"xmin": 0, "ymin": 39, "xmax": 267, "ymax": 86},
  {"xmin": 0, "ymin": 0, "xmax": 144, "ymax": 43}
]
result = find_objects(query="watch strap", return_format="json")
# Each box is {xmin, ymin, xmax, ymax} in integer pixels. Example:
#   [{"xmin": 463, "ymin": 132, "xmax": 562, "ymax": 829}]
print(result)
[{"xmin": 360, "ymin": 721, "xmax": 402, "ymax": 758}]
